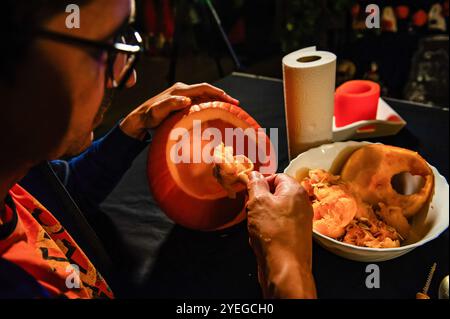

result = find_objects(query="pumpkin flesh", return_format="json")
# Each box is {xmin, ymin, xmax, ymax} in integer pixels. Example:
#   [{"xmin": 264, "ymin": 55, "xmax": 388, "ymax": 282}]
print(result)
[{"xmin": 147, "ymin": 102, "xmax": 276, "ymax": 231}]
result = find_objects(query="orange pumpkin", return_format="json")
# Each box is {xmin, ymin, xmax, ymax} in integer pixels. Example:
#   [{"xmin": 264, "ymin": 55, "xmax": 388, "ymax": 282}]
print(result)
[{"xmin": 147, "ymin": 101, "xmax": 277, "ymax": 231}]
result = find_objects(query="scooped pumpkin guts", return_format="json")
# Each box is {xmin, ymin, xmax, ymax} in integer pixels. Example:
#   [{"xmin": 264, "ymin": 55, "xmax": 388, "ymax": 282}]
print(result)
[{"xmin": 213, "ymin": 142, "xmax": 254, "ymax": 199}]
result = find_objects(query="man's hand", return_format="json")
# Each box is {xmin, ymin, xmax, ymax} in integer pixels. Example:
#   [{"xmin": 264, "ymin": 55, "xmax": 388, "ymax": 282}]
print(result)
[
  {"xmin": 246, "ymin": 172, "xmax": 317, "ymax": 299},
  {"xmin": 119, "ymin": 82, "xmax": 239, "ymax": 140}
]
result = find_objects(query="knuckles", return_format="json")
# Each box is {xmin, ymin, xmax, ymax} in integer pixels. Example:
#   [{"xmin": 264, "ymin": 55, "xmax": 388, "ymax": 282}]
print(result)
[
  {"xmin": 249, "ymin": 193, "xmax": 272, "ymax": 208},
  {"xmin": 174, "ymin": 81, "xmax": 186, "ymax": 88},
  {"xmin": 293, "ymin": 184, "xmax": 308, "ymax": 200},
  {"xmin": 171, "ymin": 82, "xmax": 187, "ymax": 91}
]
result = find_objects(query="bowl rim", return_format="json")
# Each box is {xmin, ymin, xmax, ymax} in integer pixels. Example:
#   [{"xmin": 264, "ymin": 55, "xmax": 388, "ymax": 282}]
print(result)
[{"xmin": 284, "ymin": 140, "xmax": 450, "ymax": 253}]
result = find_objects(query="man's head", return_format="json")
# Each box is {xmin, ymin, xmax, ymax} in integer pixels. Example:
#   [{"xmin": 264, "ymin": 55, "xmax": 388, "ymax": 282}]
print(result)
[{"xmin": 0, "ymin": 0, "xmax": 136, "ymax": 175}]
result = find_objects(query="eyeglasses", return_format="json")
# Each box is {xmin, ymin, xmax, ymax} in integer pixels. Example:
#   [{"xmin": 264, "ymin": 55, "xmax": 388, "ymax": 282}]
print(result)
[{"xmin": 35, "ymin": 26, "xmax": 144, "ymax": 89}]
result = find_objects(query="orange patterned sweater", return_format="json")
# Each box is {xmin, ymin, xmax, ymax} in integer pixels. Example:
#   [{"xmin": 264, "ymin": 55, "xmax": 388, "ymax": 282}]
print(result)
[{"xmin": 0, "ymin": 184, "xmax": 113, "ymax": 298}]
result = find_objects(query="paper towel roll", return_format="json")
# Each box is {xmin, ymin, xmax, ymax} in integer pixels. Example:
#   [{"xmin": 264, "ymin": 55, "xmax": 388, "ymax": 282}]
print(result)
[{"xmin": 282, "ymin": 47, "xmax": 336, "ymax": 160}]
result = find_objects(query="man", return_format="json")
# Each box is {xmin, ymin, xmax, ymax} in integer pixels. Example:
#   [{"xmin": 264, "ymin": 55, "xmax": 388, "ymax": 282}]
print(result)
[{"xmin": 0, "ymin": 0, "xmax": 316, "ymax": 298}]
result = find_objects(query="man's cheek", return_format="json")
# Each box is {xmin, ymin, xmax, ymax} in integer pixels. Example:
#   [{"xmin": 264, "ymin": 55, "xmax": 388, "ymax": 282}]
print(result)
[
  {"xmin": 68, "ymin": 130, "xmax": 94, "ymax": 156},
  {"xmin": 92, "ymin": 111, "xmax": 104, "ymax": 128},
  {"xmin": 83, "ymin": 60, "xmax": 107, "ymax": 115}
]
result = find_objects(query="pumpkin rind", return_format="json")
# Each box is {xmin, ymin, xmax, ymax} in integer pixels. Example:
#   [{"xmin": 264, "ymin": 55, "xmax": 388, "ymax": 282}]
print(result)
[{"xmin": 147, "ymin": 102, "xmax": 276, "ymax": 231}]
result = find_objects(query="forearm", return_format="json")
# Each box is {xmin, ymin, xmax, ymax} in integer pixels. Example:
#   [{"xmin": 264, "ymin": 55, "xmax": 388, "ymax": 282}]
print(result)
[
  {"xmin": 255, "ymin": 242, "xmax": 317, "ymax": 299},
  {"xmin": 64, "ymin": 123, "xmax": 150, "ymax": 207},
  {"xmin": 263, "ymin": 255, "xmax": 316, "ymax": 299}
]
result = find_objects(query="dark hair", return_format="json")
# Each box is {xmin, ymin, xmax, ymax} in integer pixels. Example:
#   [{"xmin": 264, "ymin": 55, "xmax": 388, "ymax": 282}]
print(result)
[{"xmin": 1, "ymin": 0, "xmax": 91, "ymax": 82}]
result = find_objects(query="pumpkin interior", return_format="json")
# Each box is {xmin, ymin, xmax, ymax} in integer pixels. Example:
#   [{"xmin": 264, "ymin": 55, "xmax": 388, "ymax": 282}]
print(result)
[
  {"xmin": 166, "ymin": 108, "xmax": 259, "ymax": 200},
  {"xmin": 147, "ymin": 102, "xmax": 276, "ymax": 231}
]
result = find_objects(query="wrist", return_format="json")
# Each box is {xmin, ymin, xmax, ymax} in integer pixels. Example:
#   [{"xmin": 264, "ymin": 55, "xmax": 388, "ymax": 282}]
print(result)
[
  {"xmin": 264, "ymin": 253, "xmax": 316, "ymax": 299},
  {"xmin": 120, "ymin": 112, "xmax": 147, "ymax": 140},
  {"xmin": 256, "ymin": 241, "xmax": 315, "ymax": 299},
  {"xmin": 260, "ymin": 232, "xmax": 313, "ymax": 271}
]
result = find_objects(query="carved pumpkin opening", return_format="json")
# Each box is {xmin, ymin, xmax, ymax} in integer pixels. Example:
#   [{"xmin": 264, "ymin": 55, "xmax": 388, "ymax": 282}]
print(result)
[
  {"xmin": 147, "ymin": 101, "xmax": 276, "ymax": 231},
  {"xmin": 391, "ymin": 172, "xmax": 426, "ymax": 195}
]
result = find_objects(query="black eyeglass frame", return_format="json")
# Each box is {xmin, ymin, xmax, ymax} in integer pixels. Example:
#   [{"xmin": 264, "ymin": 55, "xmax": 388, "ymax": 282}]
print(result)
[{"xmin": 34, "ymin": 27, "xmax": 144, "ymax": 89}]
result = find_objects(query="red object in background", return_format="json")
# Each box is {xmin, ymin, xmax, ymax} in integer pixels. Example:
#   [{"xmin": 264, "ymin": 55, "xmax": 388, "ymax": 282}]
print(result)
[
  {"xmin": 142, "ymin": 0, "xmax": 174, "ymax": 41},
  {"xmin": 161, "ymin": 0, "xmax": 174, "ymax": 40},
  {"xmin": 143, "ymin": 0, "xmax": 157, "ymax": 34},
  {"xmin": 351, "ymin": 3, "xmax": 361, "ymax": 18},
  {"xmin": 395, "ymin": 5, "xmax": 410, "ymax": 19},
  {"xmin": 147, "ymin": 102, "xmax": 276, "ymax": 231},
  {"xmin": 413, "ymin": 10, "xmax": 428, "ymax": 27},
  {"xmin": 334, "ymin": 80, "xmax": 380, "ymax": 128},
  {"xmin": 228, "ymin": 17, "xmax": 246, "ymax": 45},
  {"xmin": 444, "ymin": 0, "xmax": 449, "ymax": 17}
]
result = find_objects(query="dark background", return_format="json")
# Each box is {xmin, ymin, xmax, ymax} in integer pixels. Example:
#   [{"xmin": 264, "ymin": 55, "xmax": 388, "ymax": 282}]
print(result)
[
  {"xmin": 90, "ymin": 0, "xmax": 449, "ymax": 299},
  {"xmin": 96, "ymin": 0, "xmax": 449, "ymax": 137}
]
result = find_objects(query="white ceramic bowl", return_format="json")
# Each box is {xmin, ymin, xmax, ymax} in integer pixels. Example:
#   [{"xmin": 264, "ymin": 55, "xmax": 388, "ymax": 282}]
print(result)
[{"xmin": 284, "ymin": 141, "xmax": 449, "ymax": 262}]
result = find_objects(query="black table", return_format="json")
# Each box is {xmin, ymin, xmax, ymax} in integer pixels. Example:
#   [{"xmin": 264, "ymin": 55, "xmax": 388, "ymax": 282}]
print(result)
[{"xmin": 100, "ymin": 73, "xmax": 449, "ymax": 299}]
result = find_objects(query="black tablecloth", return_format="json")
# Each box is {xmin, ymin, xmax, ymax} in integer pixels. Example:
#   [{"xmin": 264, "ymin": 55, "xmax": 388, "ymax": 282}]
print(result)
[{"xmin": 100, "ymin": 73, "xmax": 449, "ymax": 299}]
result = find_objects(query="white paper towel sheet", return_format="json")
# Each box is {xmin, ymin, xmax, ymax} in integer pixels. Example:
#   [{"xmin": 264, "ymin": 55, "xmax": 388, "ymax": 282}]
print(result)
[{"xmin": 282, "ymin": 47, "xmax": 336, "ymax": 159}]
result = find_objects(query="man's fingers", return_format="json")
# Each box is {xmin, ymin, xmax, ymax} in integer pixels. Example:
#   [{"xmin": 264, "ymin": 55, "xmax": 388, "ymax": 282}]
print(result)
[
  {"xmin": 173, "ymin": 83, "xmax": 239, "ymax": 105},
  {"xmin": 146, "ymin": 95, "xmax": 191, "ymax": 123},
  {"xmin": 247, "ymin": 171, "xmax": 271, "ymax": 200},
  {"xmin": 205, "ymin": 93, "xmax": 239, "ymax": 105},
  {"xmin": 264, "ymin": 174, "xmax": 277, "ymax": 193},
  {"xmin": 160, "ymin": 95, "xmax": 192, "ymax": 112},
  {"xmin": 273, "ymin": 173, "xmax": 301, "ymax": 196}
]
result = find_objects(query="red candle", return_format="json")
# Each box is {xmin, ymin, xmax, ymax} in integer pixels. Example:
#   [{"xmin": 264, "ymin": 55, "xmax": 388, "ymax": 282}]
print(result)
[{"xmin": 334, "ymin": 80, "xmax": 380, "ymax": 128}]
